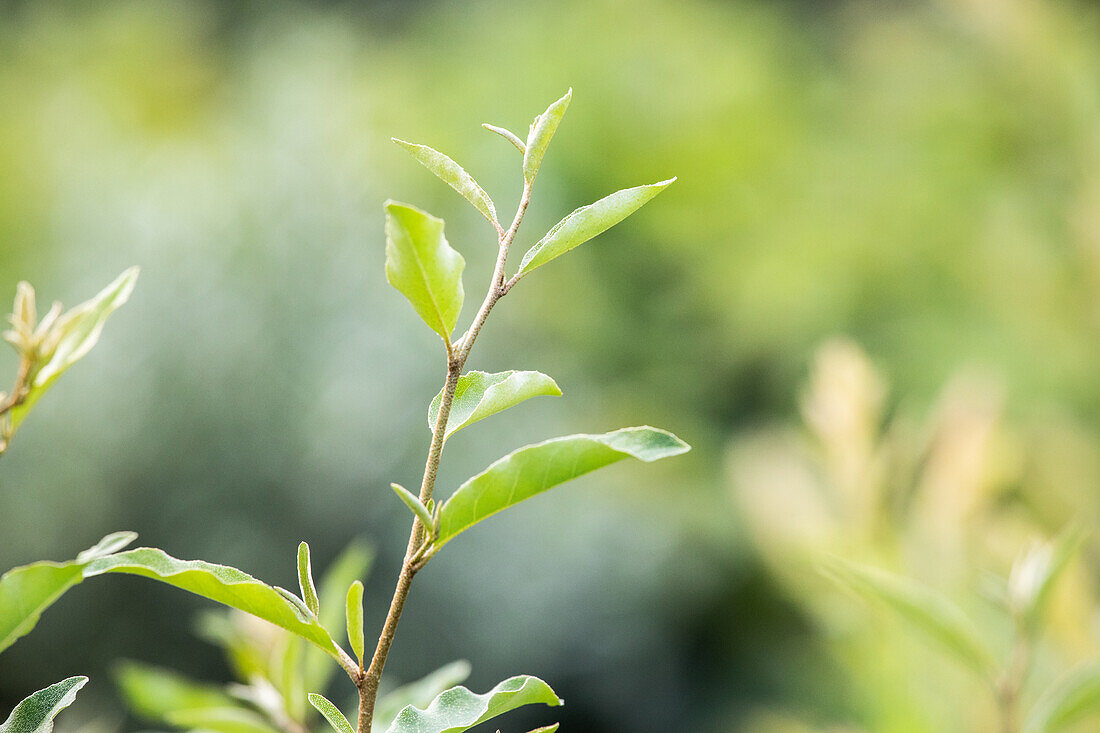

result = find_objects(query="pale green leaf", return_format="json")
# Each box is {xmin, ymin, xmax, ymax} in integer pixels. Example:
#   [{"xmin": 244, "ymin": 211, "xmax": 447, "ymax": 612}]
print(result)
[
  {"xmin": 346, "ymin": 581, "xmax": 364, "ymax": 666},
  {"xmin": 523, "ymin": 90, "xmax": 571, "ymax": 183},
  {"xmin": 1025, "ymin": 662, "xmax": 1100, "ymax": 733},
  {"xmin": 83, "ymin": 548, "xmax": 342, "ymax": 658},
  {"xmin": 0, "ymin": 532, "xmax": 137, "ymax": 653},
  {"xmin": 481, "ymin": 124, "xmax": 525, "ymax": 154},
  {"xmin": 391, "ymin": 483, "xmax": 434, "ymax": 533},
  {"xmin": 384, "ymin": 202, "xmax": 465, "ymax": 343},
  {"xmin": 517, "ymin": 179, "xmax": 675, "ymax": 276},
  {"xmin": 527, "ymin": 726, "xmax": 559, "ymax": 733},
  {"xmin": 167, "ymin": 708, "xmax": 283, "ymax": 733},
  {"xmin": 428, "ymin": 371, "xmax": 561, "ymax": 441},
  {"xmin": 822, "ymin": 557, "xmax": 996, "ymax": 680},
  {"xmin": 297, "ymin": 542, "xmax": 320, "ymax": 617},
  {"xmin": 114, "ymin": 661, "xmax": 238, "ymax": 721},
  {"xmin": 435, "ymin": 427, "xmax": 689, "ymax": 549},
  {"xmin": 1018, "ymin": 524, "xmax": 1086, "ymax": 630},
  {"xmin": 304, "ymin": 541, "xmax": 374, "ymax": 692},
  {"xmin": 385, "ymin": 675, "xmax": 561, "ymax": 733},
  {"xmin": 392, "ymin": 139, "xmax": 498, "ymax": 227},
  {"xmin": 373, "ymin": 660, "xmax": 472, "ymax": 729},
  {"xmin": 0, "ymin": 677, "xmax": 87, "ymax": 733},
  {"xmin": 308, "ymin": 693, "xmax": 354, "ymax": 733}
]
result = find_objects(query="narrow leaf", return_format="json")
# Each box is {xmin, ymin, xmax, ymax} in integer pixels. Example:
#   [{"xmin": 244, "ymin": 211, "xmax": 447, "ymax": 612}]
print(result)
[
  {"xmin": 527, "ymin": 726, "xmax": 559, "ymax": 733},
  {"xmin": 385, "ymin": 675, "xmax": 562, "ymax": 733},
  {"xmin": 435, "ymin": 427, "xmax": 689, "ymax": 549},
  {"xmin": 392, "ymin": 139, "xmax": 498, "ymax": 227},
  {"xmin": 428, "ymin": 370, "xmax": 561, "ymax": 440},
  {"xmin": 0, "ymin": 677, "xmax": 87, "ymax": 733},
  {"xmin": 115, "ymin": 662, "xmax": 238, "ymax": 721},
  {"xmin": 75, "ymin": 531, "xmax": 138, "ymax": 563},
  {"xmin": 297, "ymin": 542, "xmax": 320, "ymax": 617},
  {"xmin": 374, "ymin": 661, "xmax": 472, "ymax": 729},
  {"xmin": 822, "ymin": 557, "xmax": 996, "ymax": 680},
  {"xmin": 481, "ymin": 124, "xmax": 525, "ymax": 154},
  {"xmin": 308, "ymin": 693, "xmax": 355, "ymax": 733},
  {"xmin": 1025, "ymin": 662, "xmax": 1100, "ymax": 733},
  {"xmin": 305, "ymin": 541, "xmax": 374, "ymax": 692},
  {"xmin": 83, "ymin": 548, "xmax": 342, "ymax": 658},
  {"xmin": 391, "ymin": 483, "xmax": 434, "ymax": 532},
  {"xmin": 523, "ymin": 89, "xmax": 571, "ymax": 183},
  {"xmin": 346, "ymin": 581, "xmax": 364, "ymax": 666},
  {"xmin": 166, "ymin": 708, "xmax": 283, "ymax": 733},
  {"xmin": 384, "ymin": 202, "xmax": 465, "ymax": 342},
  {"xmin": 517, "ymin": 179, "xmax": 675, "ymax": 276}
]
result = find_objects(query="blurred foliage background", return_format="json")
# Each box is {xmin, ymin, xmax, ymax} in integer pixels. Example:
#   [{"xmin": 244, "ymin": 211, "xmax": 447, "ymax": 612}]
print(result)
[{"xmin": 3, "ymin": 0, "xmax": 1100, "ymax": 730}]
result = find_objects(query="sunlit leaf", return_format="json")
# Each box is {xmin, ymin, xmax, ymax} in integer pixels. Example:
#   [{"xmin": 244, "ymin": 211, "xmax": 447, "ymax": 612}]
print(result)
[
  {"xmin": 114, "ymin": 661, "xmax": 238, "ymax": 722},
  {"xmin": 481, "ymin": 124, "xmax": 525, "ymax": 154},
  {"xmin": 166, "ymin": 708, "xmax": 283, "ymax": 733},
  {"xmin": 308, "ymin": 693, "xmax": 354, "ymax": 733},
  {"xmin": 384, "ymin": 202, "xmax": 465, "ymax": 343},
  {"xmin": 75, "ymin": 531, "xmax": 139, "ymax": 563},
  {"xmin": 385, "ymin": 675, "xmax": 561, "ymax": 733},
  {"xmin": 822, "ymin": 557, "xmax": 996, "ymax": 680},
  {"xmin": 526, "ymin": 726, "xmax": 559, "ymax": 733},
  {"xmin": 345, "ymin": 581, "xmax": 364, "ymax": 666},
  {"xmin": 297, "ymin": 542, "xmax": 320, "ymax": 617},
  {"xmin": 523, "ymin": 89, "xmax": 571, "ymax": 183},
  {"xmin": 1025, "ymin": 662, "xmax": 1100, "ymax": 733},
  {"xmin": 304, "ymin": 541, "xmax": 374, "ymax": 692},
  {"xmin": 517, "ymin": 179, "xmax": 675, "ymax": 276},
  {"xmin": 1010, "ymin": 525, "xmax": 1086, "ymax": 631},
  {"xmin": 428, "ymin": 371, "xmax": 561, "ymax": 441},
  {"xmin": 392, "ymin": 139, "xmax": 498, "ymax": 227},
  {"xmin": 373, "ymin": 660, "xmax": 472, "ymax": 729},
  {"xmin": 0, "ymin": 676, "xmax": 87, "ymax": 733},
  {"xmin": 435, "ymin": 427, "xmax": 689, "ymax": 549},
  {"xmin": 83, "ymin": 548, "xmax": 341, "ymax": 658}
]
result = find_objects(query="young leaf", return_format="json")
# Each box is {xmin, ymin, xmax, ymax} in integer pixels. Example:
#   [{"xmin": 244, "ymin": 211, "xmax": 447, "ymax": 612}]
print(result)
[
  {"xmin": 822, "ymin": 557, "xmax": 997, "ymax": 680},
  {"xmin": 517, "ymin": 179, "xmax": 675, "ymax": 276},
  {"xmin": 1025, "ymin": 662, "xmax": 1100, "ymax": 733},
  {"xmin": 481, "ymin": 124, "xmax": 525, "ymax": 154},
  {"xmin": 527, "ymin": 726, "xmax": 559, "ymax": 733},
  {"xmin": 0, "ymin": 531, "xmax": 137, "ymax": 653},
  {"xmin": 297, "ymin": 542, "xmax": 320, "ymax": 617},
  {"xmin": 82, "ymin": 548, "xmax": 342, "ymax": 658},
  {"xmin": 392, "ymin": 139, "xmax": 498, "ymax": 228},
  {"xmin": 427, "ymin": 370, "xmax": 561, "ymax": 441},
  {"xmin": 523, "ymin": 89, "xmax": 571, "ymax": 183},
  {"xmin": 391, "ymin": 483, "xmax": 435, "ymax": 533},
  {"xmin": 384, "ymin": 202, "xmax": 465, "ymax": 343},
  {"xmin": 1009, "ymin": 525, "xmax": 1086, "ymax": 630},
  {"xmin": 0, "ymin": 676, "xmax": 87, "ymax": 733},
  {"xmin": 373, "ymin": 660, "xmax": 472, "ymax": 730},
  {"xmin": 115, "ymin": 662, "xmax": 239, "ymax": 721},
  {"xmin": 385, "ymin": 675, "xmax": 562, "ymax": 733},
  {"xmin": 308, "ymin": 693, "xmax": 355, "ymax": 733},
  {"xmin": 346, "ymin": 580, "xmax": 364, "ymax": 666},
  {"xmin": 304, "ymin": 541, "xmax": 374, "ymax": 692},
  {"xmin": 434, "ymin": 427, "xmax": 689, "ymax": 549},
  {"xmin": 166, "ymin": 708, "xmax": 283, "ymax": 733}
]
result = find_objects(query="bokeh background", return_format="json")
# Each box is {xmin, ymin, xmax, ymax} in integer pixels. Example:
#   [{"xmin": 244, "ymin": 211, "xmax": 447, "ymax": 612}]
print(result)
[{"xmin": 4, "ymin": 0, "xmax": 1100, "ymax": 730}]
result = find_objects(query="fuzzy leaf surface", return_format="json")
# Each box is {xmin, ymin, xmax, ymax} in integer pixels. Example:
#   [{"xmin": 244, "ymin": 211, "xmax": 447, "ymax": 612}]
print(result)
[
  {"xmin": 1025, "ymin": 662, "xmax": 1100, "ymax": 732},
  {"xmin": 392, "ymin": 140, "xmax": 497, "ymax": 226},
  {"xmin": 428, "ymin": 371, "xmax": 560, "ymax": 441},
  {"xmin": 0, "ymin": 677, "xmax": 87, "ymax": 733},
  {"xmin": 374, "ymin": 660, "xmax": 472, "ymax": 729},
  {"xmin": 523, "ymin": 90, "xmax": 571, "ymax": 183},
  {"xmin": 384, "ymin": 202, "xmax": 465, "ymax": 342},
  {"xmin": 385, "ymin": 675, "xmax": 561, "ymax": 733},
  {"xmin": 83, "ymin": 548, "xmax": 341, "ymax": 658},
  {"xmin": 304, "ymin": 541, "xmax": 374, "ymax": 692},
  {"xmin": 517, "ymin": 180, "xmax": 675, "ymax": 276},
  {"xmin": 308, "ymin": 694, "xmax": 354, "ymax": 733},
  {"xmin": 435, "ymin": 427, "xmax": 689, "ymax": 548}
]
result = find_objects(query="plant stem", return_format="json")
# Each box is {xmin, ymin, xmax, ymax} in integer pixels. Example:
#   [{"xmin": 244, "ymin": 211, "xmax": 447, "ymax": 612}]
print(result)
[
  {"xmin": 996, "ymin": 627, "xmax": 1032, "ymax": 733},
  {"xmin": 0, "ymin": 354, "xmax": 34, "ymax": 455},
  {"xmin": 352, "ymin": 181, "xmax": 533, "ymax": 733}
]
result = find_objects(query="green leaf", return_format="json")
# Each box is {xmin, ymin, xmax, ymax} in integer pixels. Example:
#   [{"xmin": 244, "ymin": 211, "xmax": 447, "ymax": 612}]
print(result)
[
  {"xmin": 523, "ymin": 89, "xmax": 571, "ymax": 183},
  {"xmin": 114, "ymin": 661, "xmax": 238, "ymax": 722},
  {"xmin": 297, "ymin": 542, "xmax": 320, "ymax": 617},
  {"xmin": 14, "ymin": 267, "xmax": 139, "ymax": 429},
  {"xmin": 384, "ymin": 202, "xmax": 465, "ymax": 343},
  {"xmin": 391, "ymin": 483, "xmax": 434, "ymax": 533},
  {"xmin": 0, "ymin": 676, "xmax": 87, "ymax": 733},
  {"xmin": 304, "ymin": 541, "xmax": 374, "ymax": 692},
  {"xmin": 481, "ymin": 124, "xmax": 525, "ymax": 154},
  {"xmin": 373, "ymin": 660, "xmax": 472, "ymax": 729},
  {"xmin": 308, "ymin": 693, "xmax": 354, "ymax": 733},
  {"xmin": 392, "ymin": 139, "xmax": 498, "ymax": 227},
  {"xmin": 517, "ymin": 179, "xmax": 675, "ymax": 276},
  {"xmin": 385, "ymin": 675, "xmax": 562, "ymax": 733},
  {"xmin": 1010, "ymin": 525, "xmax": 1086, "ymax": 630},
  {"xmin": 527, "ymin": 726, "xmax": 559, "ymax": 733},
  {"xmin": 83, "ymin": 548, "xmax": 342, "ymax": 658},
  {"xmin": 346, "ymin": 581, "xmax": 364, "ymax": 666},
  {"xmin": 1025, "ymin": 662, "xmax": 1100, "ymax": 733},
  {"xmin": 428, "ymin": 371, "xmax": 561, "ymax": 441},
  {"xmin": 435, "ymin": 426, "xmax": 689, "ymax": 549},
  {"xmin": 166, "ymin": 708, "xmax": 284, "ymax": 733},
  {"xmin": 0, "ymin": 532, "xmax": 137, "ymax": 653},
  {"xmin": 822, "ymin": 557, "xmax": 997, "ymax": 680}
]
